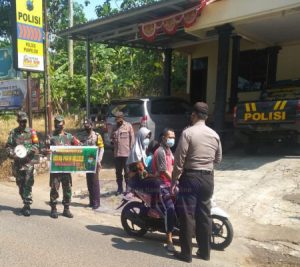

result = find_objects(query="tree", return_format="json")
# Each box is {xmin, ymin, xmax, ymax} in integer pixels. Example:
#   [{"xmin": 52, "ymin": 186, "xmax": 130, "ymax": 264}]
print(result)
[{"xmin": 0, "ymin": 0, "xmax": 12, "ymax": 40}]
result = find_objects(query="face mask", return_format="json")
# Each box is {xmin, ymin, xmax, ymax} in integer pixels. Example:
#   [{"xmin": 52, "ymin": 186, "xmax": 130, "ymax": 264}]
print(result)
[
  {"xmin": 166, "ymin": 138, "xmax": 175, "ymax": 148},
  {"xmin": 85, "ymin": 126, "xmax": 92, "ymax": 133},
  {"xmin": 88, "ymin": 159, "xmax": 93, "ymax": 164},
  {"xmin": 55, "ymin": 124, "xmax": 63, "ymax": 131},
  {"xmin": 143, "ymin": 138, "xmax": 150, "ymax": 148},
  {"xmin": 19, "ymin": 120, "xmax": 27, "ymax": 129},
  {"xmin": 116, "ymin": 121, "xmax": 123, "ymax": 127}
]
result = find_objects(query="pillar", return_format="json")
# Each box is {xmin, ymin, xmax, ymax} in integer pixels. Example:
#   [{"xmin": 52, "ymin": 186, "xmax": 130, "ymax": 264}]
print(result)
[{"xmin": 214, "ymin": 24, "xmax": 233, "ymax": 132}]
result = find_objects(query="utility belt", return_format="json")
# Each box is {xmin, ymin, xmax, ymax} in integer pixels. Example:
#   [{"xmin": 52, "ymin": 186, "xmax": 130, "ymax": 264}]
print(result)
[{"xmin": 183, "ymin": 169, "xmax": 213, "ymax": 175}]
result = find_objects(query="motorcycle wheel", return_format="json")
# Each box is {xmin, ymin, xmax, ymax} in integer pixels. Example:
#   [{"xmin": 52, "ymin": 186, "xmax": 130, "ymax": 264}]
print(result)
[
  {"xmin": 121, "ymin": 201, "xmax": 148, "ymax": 237},
  {"xmin": 211, "ymin": 215, "xmax": 233, "ymax": 250}
]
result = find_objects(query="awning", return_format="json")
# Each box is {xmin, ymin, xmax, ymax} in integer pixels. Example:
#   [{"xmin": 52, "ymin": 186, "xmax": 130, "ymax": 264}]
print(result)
[{"xmin": 59, "ymin": 0, "xmax": 209, "ymax": 49}]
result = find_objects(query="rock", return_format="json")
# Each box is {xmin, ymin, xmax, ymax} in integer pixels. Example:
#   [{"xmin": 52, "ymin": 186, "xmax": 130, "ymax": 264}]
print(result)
[{"xmin": 8, "ymin": 176, "xmax": 16, "ymax": 182}]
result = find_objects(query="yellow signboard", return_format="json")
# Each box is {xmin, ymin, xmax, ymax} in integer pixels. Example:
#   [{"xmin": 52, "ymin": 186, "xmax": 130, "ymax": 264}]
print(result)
[{"xmin": 15, "ymin": 0, "xmax": 44, "ymax": 72}]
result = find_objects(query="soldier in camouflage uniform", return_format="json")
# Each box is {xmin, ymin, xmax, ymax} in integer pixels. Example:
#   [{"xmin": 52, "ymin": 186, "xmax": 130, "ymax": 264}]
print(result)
[
  {"xmin": 6, "ymin": 112, "xmax": 39, "ymax": 216},
  {"xmin": 81, "ymin": 119, "xmax": 104, "ymax": 210},
  {"xmin": 48, "ymin": 115, "xmax": 80, "ymax": 219}
]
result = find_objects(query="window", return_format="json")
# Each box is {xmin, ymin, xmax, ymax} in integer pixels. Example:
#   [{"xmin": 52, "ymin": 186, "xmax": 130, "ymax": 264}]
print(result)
[
  {"xmin": 238, "ymin": 49, "xmax": 268, "ymax": 92},
  {"xmin": 151, "ymin": 99, "xmax": 191, "ymax": 115},
  {"xmin": 108, "ymin": 101, "xmax": 144, "ymax": 117}
]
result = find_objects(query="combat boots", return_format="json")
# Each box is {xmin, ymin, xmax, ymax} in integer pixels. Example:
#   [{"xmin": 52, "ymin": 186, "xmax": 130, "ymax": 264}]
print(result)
[
  {"xmin": 62, "ymin": 206, "xmax": 73, "ymax": 218},
  {"xmin": 21, "ymin": 204, "xmax": 31, "ymax": 217},
  {"xmin": 50, "ymin": 205, "xmax": 58, "ymax": 219}
]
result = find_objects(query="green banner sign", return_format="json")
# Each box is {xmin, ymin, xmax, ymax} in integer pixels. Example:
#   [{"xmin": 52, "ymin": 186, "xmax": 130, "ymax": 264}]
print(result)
[{"xmin": 50, "ymin": 146, "xmax": 98, "ymax": 173}]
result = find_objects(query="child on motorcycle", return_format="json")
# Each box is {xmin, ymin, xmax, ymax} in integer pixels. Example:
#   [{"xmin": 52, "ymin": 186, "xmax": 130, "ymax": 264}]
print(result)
[
  {"xmin": 145, "ymin": 140, "xmax": 160, "ymax": 174},
  {"xmin": 126, "ymin": 127, "xmax": 161, "ymax": 218}
]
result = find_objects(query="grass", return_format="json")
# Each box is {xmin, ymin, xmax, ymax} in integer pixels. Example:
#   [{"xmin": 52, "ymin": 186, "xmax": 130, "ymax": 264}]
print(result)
[{"xmin": 0, "ymin": 115, "xmax": 81, "ymax": 180}]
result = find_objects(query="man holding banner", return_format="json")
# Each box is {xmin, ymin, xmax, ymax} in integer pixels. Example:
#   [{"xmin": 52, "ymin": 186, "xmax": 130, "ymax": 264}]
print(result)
[
  {"xmin": 81, "ymin": 119, "xmax": 104, "ymax": 210},
  {"xmin": 47, "ymin": 115, "xmax": 80, "ymax": 219}
]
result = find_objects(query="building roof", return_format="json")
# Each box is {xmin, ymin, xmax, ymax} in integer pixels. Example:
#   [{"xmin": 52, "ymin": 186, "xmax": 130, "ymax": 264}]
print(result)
[{"xmin": 59, "ymin": 0, "xmax": 203, "ymax": 49}]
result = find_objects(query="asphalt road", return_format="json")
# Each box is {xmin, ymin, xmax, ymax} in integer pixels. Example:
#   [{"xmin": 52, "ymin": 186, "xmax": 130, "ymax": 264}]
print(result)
[
  {"xmin": 1, "ymin": 147, "xmax": 299, "ymax": 267},
  {"xmin": 0, "ymin": 181, "xmax": 246, "ymax": 267}
]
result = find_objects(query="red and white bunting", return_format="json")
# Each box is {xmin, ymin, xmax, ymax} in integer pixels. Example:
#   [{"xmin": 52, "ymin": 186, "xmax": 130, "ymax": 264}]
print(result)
[{"xmin": 139, "ymin": 0, "xmax": 215, "ymax": 42}]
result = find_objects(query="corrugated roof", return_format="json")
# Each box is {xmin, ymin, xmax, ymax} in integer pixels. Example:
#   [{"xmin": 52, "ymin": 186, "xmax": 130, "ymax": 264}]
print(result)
[{"xmin": 59, "ymin": 0, "xmax": 202, "ymax": 49}]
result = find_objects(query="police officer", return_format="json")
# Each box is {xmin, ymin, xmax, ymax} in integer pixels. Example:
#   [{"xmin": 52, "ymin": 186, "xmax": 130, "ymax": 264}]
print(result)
[
  {"xmin": 48, "ymin": 115, "xmax": 80, "ymax": 219},
  {"xmin": 81, "ymin": 118, "xmax": 104, "ymax": 210},
  {"xmin": 6, "ymin": 112, "xmax": 39, "ymax": 216},
  {"xmin": 110, "ymin": 112, "xmax": 135, "ymax": 195},
  {"xmin": 172, "ymin": 102, "xmax": 222, "ymax": 263}
]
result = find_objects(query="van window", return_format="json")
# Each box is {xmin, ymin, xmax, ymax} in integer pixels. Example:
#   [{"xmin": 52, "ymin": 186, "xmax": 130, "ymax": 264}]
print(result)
[
  {"xmin": 108, "ymin": 101, "xmax": 144, "ymax": 117},
  {"xmin": 151, "ymin": 99, "xmax": 191, "ymax": 115}
]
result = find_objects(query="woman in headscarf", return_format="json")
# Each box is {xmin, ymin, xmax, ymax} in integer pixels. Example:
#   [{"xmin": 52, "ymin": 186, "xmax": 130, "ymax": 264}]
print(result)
[{"xmin": 127, "ymin": 127, "xmax": 161, "ymax": 218}]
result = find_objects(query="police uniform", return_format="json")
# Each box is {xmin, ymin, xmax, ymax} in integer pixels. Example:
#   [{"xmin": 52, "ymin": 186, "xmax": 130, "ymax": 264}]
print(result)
[
  {"xmin": 172, "ymin": 102, "xmax": 222, "ymax": 263},
  {"xmin": 81, "ymin": 119, "xmax": 104, "ymax": 209},
  {"xmin": 6, "ymin": 112, "xmax": 39, "ymax": 216},
  {"xmin": 110, "ymin": 112, "xmax": 135, "ymax": 194},
  {"xmin": 48, "ymin": 115, "xmax": 80, "ymax": 218}
]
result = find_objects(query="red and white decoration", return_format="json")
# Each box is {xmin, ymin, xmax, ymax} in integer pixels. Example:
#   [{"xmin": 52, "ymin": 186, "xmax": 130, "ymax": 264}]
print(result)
[{"xmin": 139, "ymin": 0, "xmax": 215, "ymax": 42}]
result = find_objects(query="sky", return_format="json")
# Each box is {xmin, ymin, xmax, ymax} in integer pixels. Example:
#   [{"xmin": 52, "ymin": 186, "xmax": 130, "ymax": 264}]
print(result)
[{"xmin": 82, "ymin": 0, "xmax": 121, "ymax": 20}]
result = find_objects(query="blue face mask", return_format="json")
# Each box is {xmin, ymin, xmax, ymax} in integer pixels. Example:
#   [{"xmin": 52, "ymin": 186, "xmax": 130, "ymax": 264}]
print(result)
[
  {"xmin": 143, "ymin": 138, "xmax": 150, "ymax": 147},
  {"xmin": 166, "ymin": 138, "xmax": 175, "ymax": 148}
]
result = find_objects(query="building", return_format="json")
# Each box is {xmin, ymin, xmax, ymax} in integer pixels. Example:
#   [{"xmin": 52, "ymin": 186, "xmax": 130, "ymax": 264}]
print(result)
[{"xmin": 60, "ymin": 0, "xmax": 300, "ymax": 132}]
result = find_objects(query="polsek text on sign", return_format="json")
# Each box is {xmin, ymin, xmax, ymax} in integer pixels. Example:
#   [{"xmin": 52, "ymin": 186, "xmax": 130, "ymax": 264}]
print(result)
[{"xmin": 15, "ymin": 0, "xmax": 44, "ymax": 72}]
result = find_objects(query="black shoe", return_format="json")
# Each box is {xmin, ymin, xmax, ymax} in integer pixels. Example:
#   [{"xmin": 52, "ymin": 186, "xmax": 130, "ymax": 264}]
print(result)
[
  {"xmin": 50, "ymin": 207, "xmax": 58, "ymax": 219},
  {"xmin": 115, "ymin": 190, "xmax": 123, "ymax": 196},
  {"xmin": 196, "ymin": 249, "xmax": 210, "ymax": 261},
  {"xmin": 62, "ymin": 208, "xmax": 73, "ymax": 218},
  {"xmin": 173, "ymin": 251, "xmax": 192, "ymax": 263},
  {"xmin": 22, "ymin": 205, "xmax": 31, "ymax": 217}
]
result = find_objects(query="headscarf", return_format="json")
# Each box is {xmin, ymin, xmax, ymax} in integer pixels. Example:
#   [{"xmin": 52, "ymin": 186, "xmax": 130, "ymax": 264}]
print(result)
[{"xmin": 127, "ymin": 127, "xmax": 151, "ymax": 166}]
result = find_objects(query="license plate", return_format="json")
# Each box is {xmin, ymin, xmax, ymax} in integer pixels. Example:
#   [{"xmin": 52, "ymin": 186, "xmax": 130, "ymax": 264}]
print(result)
[{"xmin": 256, "ymin": 125, "xmax": 273, "ymax": 131}]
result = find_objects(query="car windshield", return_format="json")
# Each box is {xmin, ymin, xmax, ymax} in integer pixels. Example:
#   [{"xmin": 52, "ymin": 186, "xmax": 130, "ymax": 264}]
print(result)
[
  {"xmin": 151, "ymin": 99, "xmax": 191, "ymax": 115},
  {"xmin": 108, "ymin": 101, "xmax": 144, "ymax": 117}
]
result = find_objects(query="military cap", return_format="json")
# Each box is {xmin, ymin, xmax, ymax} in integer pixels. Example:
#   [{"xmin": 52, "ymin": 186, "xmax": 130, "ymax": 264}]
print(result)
[
  {"xmin": 54, "ymin": 115, "xmax": 64, "ymax": 122},
  {"xmin": 193, "ymin": 102, "xmax": 209, "ymax": 115},
  {"xmin": 17, "ymin": 111, "xmax": 28, "ymax": 121}
]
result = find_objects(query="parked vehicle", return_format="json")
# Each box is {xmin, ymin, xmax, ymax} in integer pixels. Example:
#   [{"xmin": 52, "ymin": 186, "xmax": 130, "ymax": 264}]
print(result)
[
  {"xmin": 234, "ymin": 80, "xmax": 300, "ymax": 153},
  {"xmin": 103, "ymin": 97, "xmax": 191, "ymax": 148},
  {"xmin": 117, "ymin": 187, "xmax": 233, "ymax": 250}
]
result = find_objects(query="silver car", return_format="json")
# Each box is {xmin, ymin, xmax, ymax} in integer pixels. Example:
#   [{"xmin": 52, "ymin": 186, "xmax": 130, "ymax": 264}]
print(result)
[{"xmin": 103, "ymin": 97, "xmax": 191, "ymax": 148}]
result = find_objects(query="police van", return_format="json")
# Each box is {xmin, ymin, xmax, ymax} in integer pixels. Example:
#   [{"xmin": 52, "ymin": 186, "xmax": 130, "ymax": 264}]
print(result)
[{"xmin": 234, "ymin": 80, "xmax": 300, "ymax": 153}]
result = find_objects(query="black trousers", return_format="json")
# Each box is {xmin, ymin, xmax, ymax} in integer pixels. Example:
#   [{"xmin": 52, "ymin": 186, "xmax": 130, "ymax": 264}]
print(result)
[
  {"xmin": 176, "ymin": 170, "xmax": 214, "ymax": 259},
  {"xmin": 115, "ymin": 157, "xmax": 129, "ymax": 192},
  {"xmin": 86, "ymin": 165, "xmax": 100, "ymax": 208}
]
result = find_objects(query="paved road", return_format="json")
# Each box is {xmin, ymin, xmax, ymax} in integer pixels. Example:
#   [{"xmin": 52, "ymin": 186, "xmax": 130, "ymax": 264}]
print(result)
[
  {"xmin": 0, "ymin": 181, "xmax": 246, "ymax": 267},
  {"xmin": 1, "ymin": 148, "xmax": 299, "ymax": 267}
]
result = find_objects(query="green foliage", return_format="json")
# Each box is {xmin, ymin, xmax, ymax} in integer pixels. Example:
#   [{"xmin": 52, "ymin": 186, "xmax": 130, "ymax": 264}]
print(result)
[
  {"xmin": 0, "ymin": 0, "xmax": 187, "ymax": 115},
  {"xmin": 0, "ymin": 0, "xmax": 12, "ymax": 40}
]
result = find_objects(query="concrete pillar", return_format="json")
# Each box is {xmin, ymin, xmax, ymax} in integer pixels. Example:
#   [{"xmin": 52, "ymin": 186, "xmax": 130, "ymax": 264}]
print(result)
[
  {"xmin": 214, "ymin": 24, "xmax": 233, "ymax": 132},
  {"xmin": 228, "ymin": 35, "xmax": 241, "ymax": 113}
]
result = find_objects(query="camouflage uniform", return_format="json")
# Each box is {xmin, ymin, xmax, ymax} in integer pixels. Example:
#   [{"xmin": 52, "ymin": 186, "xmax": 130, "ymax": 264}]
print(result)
[
  {"xmin": 5, "ymin": 112, "xmax": 39, "ymax": 213},
  {"xmin": 48, "ymin": 115, "xmax": 80, "ymax": 217}
]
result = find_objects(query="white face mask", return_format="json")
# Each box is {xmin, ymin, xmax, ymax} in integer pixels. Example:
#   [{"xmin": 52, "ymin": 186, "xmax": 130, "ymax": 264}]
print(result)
[
  {"xmin": 143, "ymin": 138, "xmax": 150, "ymax": 148},
  {"xmin": 166, "ymin": 138, "xmax": 175, "ymax": 148}
]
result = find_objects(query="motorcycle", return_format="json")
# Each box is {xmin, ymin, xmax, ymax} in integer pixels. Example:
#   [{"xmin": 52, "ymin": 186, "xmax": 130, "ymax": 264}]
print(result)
[{"xmin": 117, "ymin": 187, "xmax": 233, "ymax": 250}]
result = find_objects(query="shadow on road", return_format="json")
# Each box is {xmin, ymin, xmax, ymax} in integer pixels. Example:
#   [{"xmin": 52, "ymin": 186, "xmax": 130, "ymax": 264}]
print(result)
[
  {"xmin": 0, "ymin": 204, "xmax": 49, "ymax": 217},
  {"xmin": 86, "ymin": 224, "xmax": 175, "ymax": 260}
]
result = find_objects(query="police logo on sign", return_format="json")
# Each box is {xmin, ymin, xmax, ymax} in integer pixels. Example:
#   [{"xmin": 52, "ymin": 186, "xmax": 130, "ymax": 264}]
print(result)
[{"xmin": 26, "ymin": 0, "xmax": 34, "ymax": 11}]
